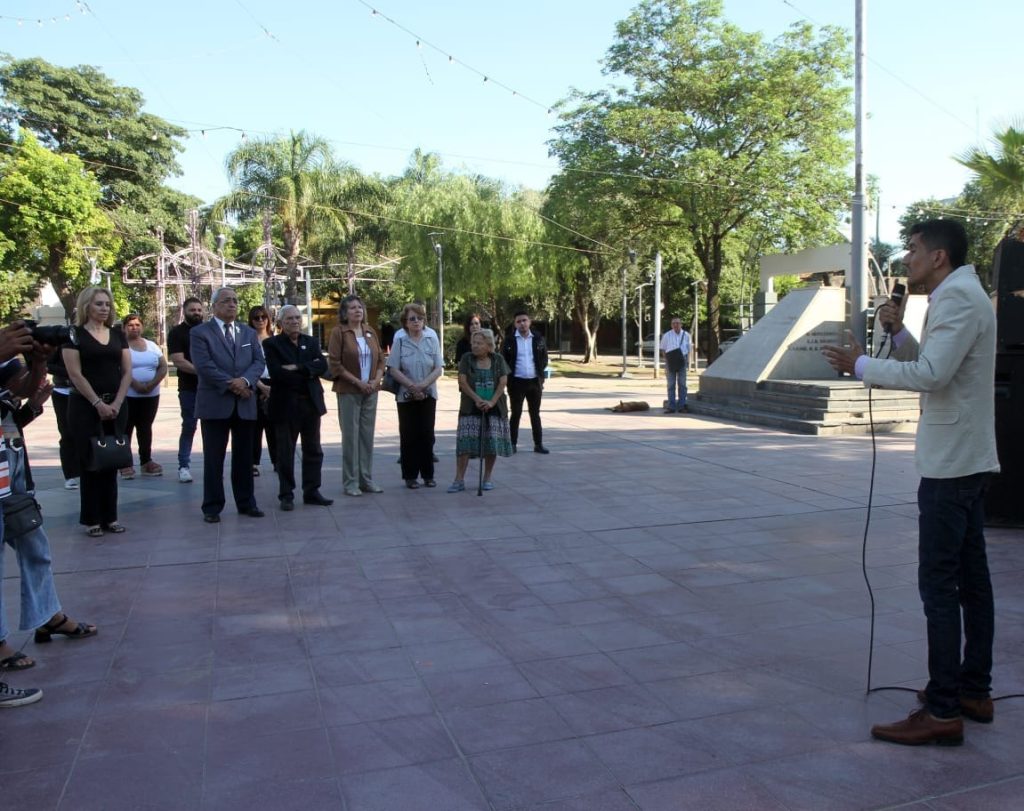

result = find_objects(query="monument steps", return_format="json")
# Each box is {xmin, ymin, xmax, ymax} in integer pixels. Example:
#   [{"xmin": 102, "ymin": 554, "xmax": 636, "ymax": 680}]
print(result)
[{"xmin": 690, "ymin": 378, "xmax": 919, "ymax": 435}]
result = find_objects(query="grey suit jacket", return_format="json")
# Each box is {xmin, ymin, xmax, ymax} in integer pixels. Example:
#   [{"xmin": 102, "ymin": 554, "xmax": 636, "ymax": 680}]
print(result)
[
  {"xmin": 190, "ymin": 319, "xmax": 265, "ymax": 420},
  {"xmin": 863, "ymin": 265, "xmax": 999, "ymax": 479}
]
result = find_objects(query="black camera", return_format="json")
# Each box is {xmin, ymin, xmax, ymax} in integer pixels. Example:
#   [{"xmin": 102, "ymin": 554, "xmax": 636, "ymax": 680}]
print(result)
[{"xmin": 21, "ymin": 319, "xmax": 75, "ymax": 346}]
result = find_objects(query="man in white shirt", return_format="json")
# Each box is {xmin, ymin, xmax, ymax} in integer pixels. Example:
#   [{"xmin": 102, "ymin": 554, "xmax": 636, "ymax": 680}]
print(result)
[
  {"xmin": 501, "ymin": 310, "xmax": 550, "ymax": 454},
  {"xmin": 660, "ymin": 318, "xmax": 692, "ymax": 413}
]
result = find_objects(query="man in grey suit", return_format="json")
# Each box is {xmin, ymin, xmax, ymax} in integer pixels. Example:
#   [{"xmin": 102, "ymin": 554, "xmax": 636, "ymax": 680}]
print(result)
[
  {"xmin": 825, "ymin": 219, "xmax": 999, "ymax": 746},
  {"xmin": 191, "ymin": 288, "xmax": 266, "ymax": 522}
]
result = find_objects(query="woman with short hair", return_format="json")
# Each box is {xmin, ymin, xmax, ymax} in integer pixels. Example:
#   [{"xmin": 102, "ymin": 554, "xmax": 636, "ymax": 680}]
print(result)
[
  {"xmin": 448, "ymin": 328, "xmax": 513, "ymax": 493},
  {"xmin": 248, "ymin": 305, "xmax": 276, "ymax": 476},
  {"xmin": 328, "ymin": 295, "xmax": 385, "ymax": 497},
  {"xmin": 387, "ymin": 303, "xmax": 444, "ymax": 488}
]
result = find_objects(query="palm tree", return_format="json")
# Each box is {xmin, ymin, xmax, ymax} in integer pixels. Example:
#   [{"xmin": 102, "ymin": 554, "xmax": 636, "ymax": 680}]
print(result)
[
  {"xmin": 956, "ymin": 123, "xmax": 1024, "ymax": 235},
  {"xmin": 215, "ymin": 131, "xmax": 346, "ymax": 302}
]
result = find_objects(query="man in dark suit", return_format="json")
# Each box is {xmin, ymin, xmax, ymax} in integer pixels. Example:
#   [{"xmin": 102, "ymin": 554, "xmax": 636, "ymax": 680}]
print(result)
[
  {"xmin": 501, "ymin": 310, "xmax": 550, "ymax": 454},
  {"xmin": 190, "ymin": 287, "xmax": 265, "ymax": 522},
  {"xmin": 264, "ymin": 305, "xmax": 332, "ymax": 511}
]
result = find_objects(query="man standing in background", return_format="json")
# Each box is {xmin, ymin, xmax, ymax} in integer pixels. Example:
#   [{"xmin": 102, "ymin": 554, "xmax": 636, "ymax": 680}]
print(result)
[
  {"xmin": 502, "ymin": 310, "xmax": 549, "ymax": 454},
  {"xmin": 167, "ymin": 297, "xmax": 204, "ymax": 484},
  {"xmin": 660, "ymin": 317, "xmax": 691, "ymax": 413}
]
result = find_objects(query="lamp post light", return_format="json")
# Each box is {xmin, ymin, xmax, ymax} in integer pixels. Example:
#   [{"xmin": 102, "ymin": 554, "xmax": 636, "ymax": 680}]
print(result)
[
  {"xmin": 635, "ymin": 281, "xmax": 653, "ymax": 369},
  {"xmin": 691, "ymin": 279, "xmax": 705, "ymax": 372},
  {"xmin": 216, "ymin": 233, "xmax": 227, "ymax": 287},
  {"xmin": 620, "ymin": 249, "xmax": 637, "ymax": 378},
  {"xmin": 428, "ymin": 233, "xmax": 444, "ymax": 356}
]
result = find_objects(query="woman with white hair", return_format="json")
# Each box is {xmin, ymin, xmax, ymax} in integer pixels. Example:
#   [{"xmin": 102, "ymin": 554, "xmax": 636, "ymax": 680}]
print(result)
[{"xmin": 448, "ymin": 328, "xmax": 513, "ymax": 492}]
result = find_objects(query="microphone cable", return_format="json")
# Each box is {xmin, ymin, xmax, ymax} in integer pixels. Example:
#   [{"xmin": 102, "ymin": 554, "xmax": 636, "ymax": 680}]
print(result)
[{"xmin": 861, "ymin": 329, "xmax": 1024, "ymax": 706}]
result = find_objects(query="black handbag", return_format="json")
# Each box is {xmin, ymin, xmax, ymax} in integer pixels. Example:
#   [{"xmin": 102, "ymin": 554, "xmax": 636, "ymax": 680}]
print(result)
[
  {"xmin": 2, "ymin": 492, "xmax": 43, "ymax": 539},
  {"xmin": 382, "ymin": 337, "xmax": 402, "ymax": 394},
  {"xmin": 87, "ymin": 423, "xmax": 132, "ymax": 472},
  {"xmin": 665, "ymin": 347, "xmax": 685, "ymax": 373}
]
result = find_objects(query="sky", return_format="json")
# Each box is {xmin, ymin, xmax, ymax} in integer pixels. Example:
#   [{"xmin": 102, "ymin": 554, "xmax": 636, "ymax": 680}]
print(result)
[{"xmin": 3, "ymin": 0, "xmax": 1022, "ymax": 246}]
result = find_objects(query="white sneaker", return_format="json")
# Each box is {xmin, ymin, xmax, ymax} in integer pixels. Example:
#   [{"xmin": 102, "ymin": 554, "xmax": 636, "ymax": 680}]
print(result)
[
  {"xmin": 64, "ymin": 477, "xmax": 80, "ymax": 490},
  {"xmin": 178, "ymin": 467, "xmax": 193, "ymax": 483}
]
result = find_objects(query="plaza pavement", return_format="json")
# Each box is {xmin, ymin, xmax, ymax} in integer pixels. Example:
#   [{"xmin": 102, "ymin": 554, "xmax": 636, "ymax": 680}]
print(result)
[{"xmin": 2, "ymin": 365, "xmax": 1022, "ymax": 810}]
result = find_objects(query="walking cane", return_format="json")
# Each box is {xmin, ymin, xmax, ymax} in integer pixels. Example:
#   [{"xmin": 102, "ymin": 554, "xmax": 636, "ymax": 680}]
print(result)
[{"xmin": 477, "ymin": 409, "xmax": 487, "ymax": 496}]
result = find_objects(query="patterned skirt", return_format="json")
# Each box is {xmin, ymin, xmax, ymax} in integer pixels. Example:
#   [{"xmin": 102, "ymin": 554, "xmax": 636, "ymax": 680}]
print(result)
[{"xmin": 455, "ymin": 413, "xmax": 513, "ymax": 458}]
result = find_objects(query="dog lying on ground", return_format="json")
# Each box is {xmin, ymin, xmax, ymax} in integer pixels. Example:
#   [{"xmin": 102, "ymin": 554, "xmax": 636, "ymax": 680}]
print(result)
[{"xmin": 607, "ymin": 401, "xmax": 650, "ymax": 413}]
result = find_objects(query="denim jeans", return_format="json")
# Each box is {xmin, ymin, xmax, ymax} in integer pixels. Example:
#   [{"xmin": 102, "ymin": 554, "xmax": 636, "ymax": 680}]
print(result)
[
  {"xmin": 918, "ymin": 473, "xmax": 994, "ymax": 719},
  {"xmin": 666, "ymin": 367, "xmax": 688, "ymax": 410},
  {"xmin": 0, "ymin": 445, "xmax": 61, "ymax": 641},
  {"xmin": 177, "ymin": 389, "xmax": 198, "ymax": 469}
]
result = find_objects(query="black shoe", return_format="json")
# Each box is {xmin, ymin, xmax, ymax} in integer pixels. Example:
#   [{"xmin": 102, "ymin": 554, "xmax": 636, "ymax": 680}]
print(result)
[
  {"xmin": 534, "ymin": 445, "xmax": 550, "ymax": 454},
  {"xmin": 241, "ymin": 507, "xmax": 265, "ymax": 518},
  {"xmin": 303, "ymin": 492, "xmax": 334, "ymax": 506},
  {"xmin": 203, "ymin": 514, "xmax": 220, "ymax": 524},
  {"xmin": 280, "ymin": 499, "xmax": 295, "ymax": 511},
  {"xmin": 512, "ymin": 444, "xmax": 517, "ymax": 454},
  {"xmin": 405, "ymin": 479, "xmax": 420, "ymax": 489}
]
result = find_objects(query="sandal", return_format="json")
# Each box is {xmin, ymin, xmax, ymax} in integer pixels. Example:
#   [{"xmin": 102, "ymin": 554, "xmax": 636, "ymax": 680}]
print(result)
[
  {"xmin": 0, "ymin": 651, "xmax": 35, "ymax": 671},
  {"xmin": 86, "ymin": 525, "xmax": 104, "ymax": 537},
  {"xmin": 120, "ymin": 467, "xmax": 135, "ymax": 480},
  {"xmin": 34, "ymin": 613, "xmax": 98, "ymax": 644},
  {"xmin": 103, "ymin": 522, "xmax": 127, "ymax": 534}
]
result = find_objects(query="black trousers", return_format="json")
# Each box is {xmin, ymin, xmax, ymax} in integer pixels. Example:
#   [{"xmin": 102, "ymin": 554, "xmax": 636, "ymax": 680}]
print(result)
[
  {"xmin": 508, "ymin": 376, "xmax": 543, "ymax": 448},
  {"xmin": 273, "ymin": 396, "xmax": 324, "ymax": 501},
  {"xmin": 67, "ymin": 392, "xmax": 127, "ymax": 526},
  {"xmin": 253, "ymin": 385, "xmax": 277, "ymax": 468},
  {"xmin": 125, "ymin": 396, "xmax": 160, "ymax": 465},
  {"xmin": 51, "ymin": 390, "xmax": 79, "ymax": 479},
  {"xmin": 200, "ymin": 408, "xmax": 256, "ymax": 516},
  {"xmin": 397, "ymin": 398, "xmax": 436, "ymax": 481}
]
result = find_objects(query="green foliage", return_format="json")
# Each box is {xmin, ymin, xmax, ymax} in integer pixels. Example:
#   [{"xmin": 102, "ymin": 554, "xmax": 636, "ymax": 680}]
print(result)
[
  {"xmin": 549, "ymin": 0, "xmax": 853, "ymax": 355},
  {"xmin": 0, "ymin": 132, "xmax": 115, "ymax": 318},
  {"xmin": 956, "ymin": 123, "xmax": 1024, "ymax": 221}
]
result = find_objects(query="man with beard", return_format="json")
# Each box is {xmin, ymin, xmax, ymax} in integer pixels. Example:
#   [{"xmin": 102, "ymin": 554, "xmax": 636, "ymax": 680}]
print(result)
[{"xmin": 167, "ymin": 297, "xmax": 204, "ymax": 483}]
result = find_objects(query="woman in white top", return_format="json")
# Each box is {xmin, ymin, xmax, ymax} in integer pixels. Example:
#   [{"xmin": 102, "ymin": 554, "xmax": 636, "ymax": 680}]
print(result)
[
  {"xmin": 386, "ymin": 303, "xmax": 444, "ymax": 488},
  {"xmin": 122, "ymin": 314, "xmax": 167, "ymax": 478}
]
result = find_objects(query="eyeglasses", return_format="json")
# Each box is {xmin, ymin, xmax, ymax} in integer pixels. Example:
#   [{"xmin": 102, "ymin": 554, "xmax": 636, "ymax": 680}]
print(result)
[
  {"xmin": 252, "ymin": 315, "xmax": 268, "ymax": 321},
  {"xmin": 406, "ymin": 315, "xmax": 423, "ymax": 322}
]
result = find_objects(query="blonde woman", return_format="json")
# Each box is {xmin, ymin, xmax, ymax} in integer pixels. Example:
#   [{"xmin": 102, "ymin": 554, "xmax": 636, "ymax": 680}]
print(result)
[
  {"xmin": 328, "ymin": 295, "xmax": 385, "ymax": 497},
  {"xmin": 62, "ymin": 287, "xmax": 132, "ymax": 536}
]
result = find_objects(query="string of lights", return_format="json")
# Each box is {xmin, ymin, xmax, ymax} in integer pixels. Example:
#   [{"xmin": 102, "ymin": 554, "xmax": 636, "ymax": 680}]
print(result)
[
  {"xmin": 357, "ymin": 0, "xmax": 553, "ymax": 115},
  {"xmin": 0, "ymin": 1, "xmax": 86, "ymax": 27}
]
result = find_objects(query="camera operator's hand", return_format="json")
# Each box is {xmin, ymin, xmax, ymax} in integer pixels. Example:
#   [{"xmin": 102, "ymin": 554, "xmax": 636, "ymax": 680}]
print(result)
[{"xmin": 0, "ymin": 321, "xmax": 34, "ymax": 362}]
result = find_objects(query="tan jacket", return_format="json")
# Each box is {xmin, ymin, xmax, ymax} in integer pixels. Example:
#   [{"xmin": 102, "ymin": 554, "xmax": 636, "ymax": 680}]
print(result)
[
  {"xmin": 327, "ymin": 323, "xmax": 385, "ymax": 395},
  {"xmin": 863, "ymin": 265, "xmax": 999, "ymax": 479}
]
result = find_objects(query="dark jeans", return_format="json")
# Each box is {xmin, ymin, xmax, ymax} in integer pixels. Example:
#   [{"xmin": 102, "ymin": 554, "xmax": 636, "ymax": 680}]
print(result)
[
  {"xmin": 397, "ymin": 397, "xmax": 436, "ymax": 482},
  {"xmin": 125, "ymin": 396, "xmax": 160, "ymax": 465},
  {"xmin": 177, "ymin": 389, "xmax": 198, "ymax": 470},
  {"xmin": 273, "ymin": 396, "xmax": 324, "ymax": 501},
  {"xmin": 918, "ymin": 473, "xmax": 995, "ymax": 719},
  {"xmin": 200, "ymin": 410, "xmax": 256, "ymax": 516},
  {"xmin": 508, "ymin": 376, "xmax": 543, "ymax": 448},
  {"xmin": 51, "ymin": 390, "xmax": 80, "ymax": 479}
]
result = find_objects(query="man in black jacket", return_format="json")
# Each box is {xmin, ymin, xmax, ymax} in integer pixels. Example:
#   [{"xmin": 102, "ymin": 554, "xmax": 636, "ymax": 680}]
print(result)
[
  {"xmin": 263, "ymin": 306, "xmax": 332, "ymax": 510},
  {"xmin": 501, "ymin": 310, "xmax": 550, "ymax": 454}
]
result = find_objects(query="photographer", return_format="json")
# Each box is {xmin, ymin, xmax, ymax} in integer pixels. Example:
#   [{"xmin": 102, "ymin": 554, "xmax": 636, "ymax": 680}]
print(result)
[{"xmin": 0, "ymin": 323, "xmax": 96, "ymax": 708}]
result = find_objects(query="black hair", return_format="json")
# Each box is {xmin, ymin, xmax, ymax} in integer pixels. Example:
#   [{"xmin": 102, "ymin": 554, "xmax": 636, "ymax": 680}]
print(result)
[{"xmin": 909, "ymin": 219, "xmax": 968, "ymax": 269}]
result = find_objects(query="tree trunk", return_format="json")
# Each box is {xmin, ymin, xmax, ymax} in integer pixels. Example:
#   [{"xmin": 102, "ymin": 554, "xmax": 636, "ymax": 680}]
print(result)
[
  {"xmin": 703, "ymin": 235, "xmax": 723, "ymax": 359},
  {"xmin": 48, "ymin": 241, "xmax": 76, "ymax": 318}
]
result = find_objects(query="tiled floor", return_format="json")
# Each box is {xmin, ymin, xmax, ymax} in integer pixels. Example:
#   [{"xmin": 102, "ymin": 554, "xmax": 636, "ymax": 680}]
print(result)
[{"xmin": 2, "ymin": 372, "xmax": 1022, "ymax": 810}]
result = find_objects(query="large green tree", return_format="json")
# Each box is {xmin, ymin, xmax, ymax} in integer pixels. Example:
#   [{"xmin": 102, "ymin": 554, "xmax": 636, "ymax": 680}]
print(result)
[
  {"xmin": 0, "ymin": 132, "xmax": 115, "ymax": 317},
  {"xmin": 549, "ymin": 0, "xmax": 853, "ymax": 356},
  {"xmin": 216, "ymin": 131, "xmax": 350, "ymax": 303}
]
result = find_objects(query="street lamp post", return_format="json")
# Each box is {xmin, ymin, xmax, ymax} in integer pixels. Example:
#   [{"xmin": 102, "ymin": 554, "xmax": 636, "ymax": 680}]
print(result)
[
  {"xmin": 635, "ymin": 281, "xmax": 652, "ymax": 369},
  {"xmin": 216, "ymin": 233, "xmax": 227, "ymax": 287},
  {"xmin": 620, "ymin": 249, "xmax": 636, "ymax": 378},
  {"xmin": 428, "ymin": 233, "xmax": 444, "ymax": 358}
]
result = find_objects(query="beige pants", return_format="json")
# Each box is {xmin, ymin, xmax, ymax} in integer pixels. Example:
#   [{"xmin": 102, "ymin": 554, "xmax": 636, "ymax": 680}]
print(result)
[{"xmin": 336, "ymin": 391, "xmax": 378, "ymax": 490}]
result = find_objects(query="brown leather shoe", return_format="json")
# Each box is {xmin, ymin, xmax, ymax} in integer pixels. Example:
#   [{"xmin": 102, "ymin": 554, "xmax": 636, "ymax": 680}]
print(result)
[
  {"xmin": 871, "ymin": 708, "xmax": 963, "ymax": 746},
  {"xmin": 916, "ymin": 690, "xmax": 994, "ymax": 723}
]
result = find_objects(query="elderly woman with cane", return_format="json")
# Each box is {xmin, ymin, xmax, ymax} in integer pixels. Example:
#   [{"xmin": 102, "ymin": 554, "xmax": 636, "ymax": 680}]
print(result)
[{"xmin": 447, "ymin": 329, "xmax": 513, "ymax": 493}]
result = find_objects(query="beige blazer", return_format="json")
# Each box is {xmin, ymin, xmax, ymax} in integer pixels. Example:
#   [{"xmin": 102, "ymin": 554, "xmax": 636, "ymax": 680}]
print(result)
[{"xmin": 863, "ymin": 265, "xmax": 999, "ymax": 479}]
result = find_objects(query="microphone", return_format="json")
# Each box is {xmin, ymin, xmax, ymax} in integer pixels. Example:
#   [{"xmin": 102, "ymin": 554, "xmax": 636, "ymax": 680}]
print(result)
[{"xmin": 884, "ymin": 283, "xmax": 906, "ymax": 334}]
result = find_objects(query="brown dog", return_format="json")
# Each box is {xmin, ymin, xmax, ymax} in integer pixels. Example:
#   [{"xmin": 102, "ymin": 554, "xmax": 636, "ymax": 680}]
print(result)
[{"xmin": 607, "ymin": 401, "xmax": 650, "ymax": 413}]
